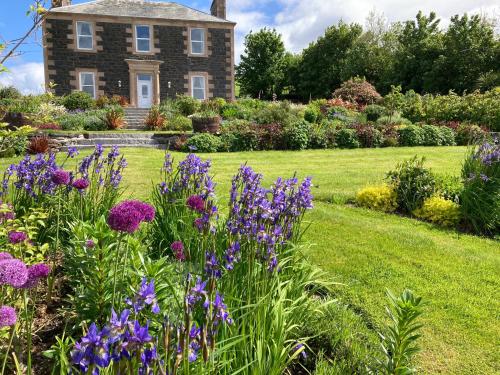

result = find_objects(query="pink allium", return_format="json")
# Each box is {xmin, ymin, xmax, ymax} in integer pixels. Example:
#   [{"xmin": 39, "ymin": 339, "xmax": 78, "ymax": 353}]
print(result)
[
  {"xmin": 8, "ymin": 231, "xmax": 28, "ymax": 244},
  {"xmin": 170, "ymin": 241, "xmax": 185, "ymax": 261},
  {"xmin": 0, "ymin": 306, "xmax": 17, "ymax": 327},
  {"xmin": 72, "ymin": 178, "xmax": 90, "ymax": 190},
  {"xmin": 0, "ymin": 259, "xmax": 28, "ymax": 287},
  {"xmin": 0, "ymin": 252, "xmax": 13, "ymax": 261},
  {"xmin": 107, "ymin": 200, "xmax": 156, "ymax": 233},
  {"xmin": 51, "ymin": 169, "xmax": 71, "ymax": 186},
  {"xmin": 20, "ymin": 263, "xmax": 51, "ymax": 289},
  {"xmin": 186, "ymin": 195, "xmax": 205, "ymax": 213}
]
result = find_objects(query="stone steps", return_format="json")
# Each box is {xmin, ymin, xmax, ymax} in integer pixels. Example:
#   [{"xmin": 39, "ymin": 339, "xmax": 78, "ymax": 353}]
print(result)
[{"xmin": 124, "ymin": 108, "xmax": 150, "ymax": 130}]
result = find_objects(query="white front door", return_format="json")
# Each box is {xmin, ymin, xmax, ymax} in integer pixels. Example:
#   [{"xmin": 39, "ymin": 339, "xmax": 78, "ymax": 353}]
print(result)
[{"xmin": 137, "ymin": 73, "xmax": 153, "ymax": 108}]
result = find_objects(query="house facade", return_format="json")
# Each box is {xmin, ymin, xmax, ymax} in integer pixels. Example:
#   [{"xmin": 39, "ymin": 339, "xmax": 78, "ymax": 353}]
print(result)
[{"xmin": 43, "ymin": 0, "xmax": 235, "ymax": 108}]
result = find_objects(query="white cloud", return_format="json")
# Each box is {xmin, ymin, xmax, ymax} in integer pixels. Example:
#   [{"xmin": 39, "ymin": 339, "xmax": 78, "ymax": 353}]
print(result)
[{"xmin": 0, "ymin": 62, "xmax": 45, "ymax": 94}]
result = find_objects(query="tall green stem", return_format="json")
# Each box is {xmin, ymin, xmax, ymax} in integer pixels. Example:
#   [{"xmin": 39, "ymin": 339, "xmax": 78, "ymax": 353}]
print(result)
[
  {"xmin": 111, "ymin": 234, "xmax": 124, "ymax": 311},
  {"xmin": 1, "ymin": 325, "xmax": 15, "ymax": 374}
]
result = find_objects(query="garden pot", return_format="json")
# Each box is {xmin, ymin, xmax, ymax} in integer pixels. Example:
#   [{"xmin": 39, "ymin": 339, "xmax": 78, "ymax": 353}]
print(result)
[{"xmin": 192, "ymin": 116, "xmax": 221, "ymax": 134}]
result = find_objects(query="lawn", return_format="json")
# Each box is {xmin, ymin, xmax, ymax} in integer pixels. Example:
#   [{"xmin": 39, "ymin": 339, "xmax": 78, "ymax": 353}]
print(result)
[{"xmin": 1, "ymin": 146, "xmax": 498, "ymax": 374}]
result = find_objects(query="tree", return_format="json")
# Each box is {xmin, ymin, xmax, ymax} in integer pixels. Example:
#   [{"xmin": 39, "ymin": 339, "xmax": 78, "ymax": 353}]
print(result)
[
  {"xmin": 392, "ymin": 11, "xmax": 444, "ymax": 93},
  {"xmin": 236, "ymin": 28, "xmax": 287, "ymax": 99},
  {"xmin": 429, "ymin": 14, "xmax": 499, "ymax": 93},
  {"xmin": 294, "ymin": 22, "xmax": 362, "ymax": 100}
]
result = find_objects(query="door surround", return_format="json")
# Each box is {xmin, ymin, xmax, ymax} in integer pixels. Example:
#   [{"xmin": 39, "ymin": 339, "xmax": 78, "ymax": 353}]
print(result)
[{"xmin": 125, "ymin": 59, "xmax": 163, "ymax": 108}]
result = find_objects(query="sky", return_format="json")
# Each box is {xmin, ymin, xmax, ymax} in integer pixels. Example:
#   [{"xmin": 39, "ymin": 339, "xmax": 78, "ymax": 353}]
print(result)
[{"xmin": 0, "ymin": 0, "xmax": 498, "ymax": 93}]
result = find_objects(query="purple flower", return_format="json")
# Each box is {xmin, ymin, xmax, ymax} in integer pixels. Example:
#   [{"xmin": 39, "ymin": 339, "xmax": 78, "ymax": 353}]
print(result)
[
  {"xmin": 85, "ymin": 239, "xmax": 95, "ymax": 249},
  {"xmin": 126, "ymin": 278, "xmax": 160, "ymax": 314},
  {"xmin": 72, "ymin": 178, "xmax": 90, "ymax": 191},
  {"xmin": 205, "ymin": 252, "xmax": 222, "ymax": 279},
  {"xmin": 293, "ymin": 343, "xmax": 307, "ymax": 359},
  {"xmin": 0, "ymin": 202, "xmax": 15, "ymax": 223},
  {"xmin": 67, "ymin": 146, "xmax": 79, "ymax": 158},
  {"xmin": 0, "ymin": 259, "xmax": 28, "ymax": 287},
  {"xmin": 51, "ymin": 169, "xmax": 71, "ymax": 186},
  {"xmin": 0, "ymin": 252, "xmax": 13, "ymax": 261},
  {"xmin": 8, "ymin": 231, "xmax": 27, "ymax": 244},
  {"xmin": 0, "ymin": 306, "xmax": 17, "ymax": 327},
  {"xmin": 186, "ymin": 195, "xmax": 206, "ymax": 213},
  {"xmin": 212, "ymin": 293, "xmax": 232, "ymax": 325},
  {"xmin": 107, "ymin": 200, "xmax": 155, "ymax": 233},
  {"xmin": 20, "ymin": 263, "xmax": 51, "ymax": 289},
  {"xmin": 71, "ymin": 323, "xmax": 111, "ymax": 370},
  {"xmin": 109, "ymin": 308, "xmax": 130, "ymax": 336},
  {"xmin": 171, "ymin": 241, "xmax": 185, "ymax": 261}
]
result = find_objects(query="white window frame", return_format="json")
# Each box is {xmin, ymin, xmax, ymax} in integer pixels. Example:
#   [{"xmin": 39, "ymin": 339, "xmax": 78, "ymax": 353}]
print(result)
[
  {"xmin": 79, "ymin": 72, "xmax": 96, "ymax": 99},
  {"xmin": 135, "ymin": 25, "xmax": 152, "ymax": 53},
  {"xmin": 191, "ymin": 75, "xmax": 206, "ymax": 100},
  {"xmin": 76, "ymin": 21, "xmax": 94, "ymax": 51},
  {"xmin": 190, "ymin": 28, "xmax": 205, "ymax": 55}
]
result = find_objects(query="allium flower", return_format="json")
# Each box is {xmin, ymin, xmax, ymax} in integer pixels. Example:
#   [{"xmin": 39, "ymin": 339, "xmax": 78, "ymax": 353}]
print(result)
[
  {"xmin": 21, "ymin": 263, "xmax": 50, "ymax": 289},
  {"xmin": 8, "ymin": 231, "xmax": 28, "ymax": 244},
  {"xmin": 0, "ymin": 252, "xmax": 13, "ymax": 261},
  {"xmin": 107, "ymin": 200, "xmax": 155, "ymax": 233},
  {"xmin": 85, "ymin": 239, "xmax": 95, "ymax": 249},
  {"xmin": 0, "ymin": 259, "xmax": 28, "ymax": 287},
  {"xmin": 72, "ymin": 178, "xmax": 90, "ymax": 191},
  {"xmin": 186, "ymin": 195, "xmax": 205, "ymax": 213},
  {"xmin": 51, "ymin": 169, "xmax": 71, "ymax": 186},
  {"xmin": 0, "ymin": 202, "xmax": 15, "ymax": 223},
  {"xmin": 0, "ymin": 306, "xmax": 17, "ymax": 327},
  {"xmin": 170, "ymin": 241, "xmax": 185, "ymax": 261}
]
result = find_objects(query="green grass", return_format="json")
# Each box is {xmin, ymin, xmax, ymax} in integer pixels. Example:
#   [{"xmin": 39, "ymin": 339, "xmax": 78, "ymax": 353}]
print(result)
[{"xmin": 1, "ymin": 146, "xmax": 498, "ymax": 373}]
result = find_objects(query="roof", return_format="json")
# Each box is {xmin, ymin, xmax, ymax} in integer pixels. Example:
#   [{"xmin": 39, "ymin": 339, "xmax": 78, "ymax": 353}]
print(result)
[{"xmin": 49, "ymin": 0, "xmax": 235, "ymax": 24}]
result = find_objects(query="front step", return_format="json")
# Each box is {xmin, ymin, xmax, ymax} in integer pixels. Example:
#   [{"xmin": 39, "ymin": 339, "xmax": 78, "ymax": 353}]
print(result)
[{"xmin": 124, "ymin": 108, "xmax": 150, "ymax": 130}]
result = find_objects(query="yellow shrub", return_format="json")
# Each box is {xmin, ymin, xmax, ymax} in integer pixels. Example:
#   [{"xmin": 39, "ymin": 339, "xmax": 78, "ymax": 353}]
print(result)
[
  {"xmin": 413, "ymin": 196, "xmax": 461, "ymax": 227},
  {"xmin": 356, "ymin": 185, "xmax": 397, "ymax": 212}
]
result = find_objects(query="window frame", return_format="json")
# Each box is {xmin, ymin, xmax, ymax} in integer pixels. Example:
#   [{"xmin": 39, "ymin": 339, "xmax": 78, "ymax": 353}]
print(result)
[
  {"xmin": 79, "ymin": 71, "xmax": 96, "ymax": 99},
  {"xmin": 76, "ymin": 21, "xmax": 94, "ymax": 51},
  {"xmin": 135, "ymin": 24, "xmax": 152, "ymax": 53},
  {"xmin": 189, "ymin": 27, "xmax": 206, "ymax": 56},
  {"xmin": 191, "ymin": 75, "xmax": 206, "ymax": 100}
]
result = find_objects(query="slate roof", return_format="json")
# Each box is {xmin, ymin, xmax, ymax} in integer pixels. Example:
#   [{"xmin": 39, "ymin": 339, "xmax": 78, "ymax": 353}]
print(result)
[{"xmin": 49, "ymin": 0, "xmax": 234, "ymax": 24}]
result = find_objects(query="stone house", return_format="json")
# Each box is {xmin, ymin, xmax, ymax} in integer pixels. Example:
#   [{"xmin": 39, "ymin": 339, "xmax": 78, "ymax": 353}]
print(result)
[{"xmin": 43, "ymin": 0, "xmax": 235, "ymax": 108}]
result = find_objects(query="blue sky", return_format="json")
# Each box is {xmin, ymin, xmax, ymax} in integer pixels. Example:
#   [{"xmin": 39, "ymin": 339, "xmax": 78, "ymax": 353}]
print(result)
[{"xmin": 1, "ymin": 0, "xmax": 498, "ymax": 93}]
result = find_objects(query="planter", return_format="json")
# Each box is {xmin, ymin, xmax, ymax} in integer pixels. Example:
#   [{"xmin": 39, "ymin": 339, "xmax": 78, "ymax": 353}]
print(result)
[{"xmin": 192, "ymin": 116, "xmax": 221, "ymax": 134}]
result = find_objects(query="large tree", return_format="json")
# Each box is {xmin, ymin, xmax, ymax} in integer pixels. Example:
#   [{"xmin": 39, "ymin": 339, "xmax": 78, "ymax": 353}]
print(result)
[
  {"xmin": 428, "ymin": 14, "xmax": 499, "ymax": 93},
  {"xmin": 392, "ymin": 11, "xmax": 444, "ymax": 93},
  {"xmin": 236, "ymin": 28, "xmax": 287, "ymax": 99},
  {"xmin": 294, "ymin": 22, "xmax": 362, "ymax": 100}
]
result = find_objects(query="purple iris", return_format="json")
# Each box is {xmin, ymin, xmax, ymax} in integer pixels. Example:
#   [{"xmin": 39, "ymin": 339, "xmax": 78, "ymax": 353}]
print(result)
[{"xmin": 126, "ymin": 278, "xmax": 160, "ymax": 314}]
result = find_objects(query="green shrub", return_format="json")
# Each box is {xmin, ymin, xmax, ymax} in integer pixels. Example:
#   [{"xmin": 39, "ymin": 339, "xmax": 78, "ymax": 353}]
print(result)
[
  {"xmin": 191, "ymin": 110, "xmax": 220, "ymax": 121},
  {"xmin": 0, "ymin": 86, "xmax": 22, "ymax": 100},
  {"xmin": 175, "ymin": 94, "xmax": 200, "ymax": 116},
  {"xmin": 413, "ymin": 196, "xmax": 461, "ymax": 227},
  {"xmin": 308, "ymin": 125, "xmax": 329, "ymax": 149},
  {"xmin": 57, "ymin": 113, "xmax": 85, "ymax": 131},
  {"xmin": 435, "ymin": 175, "xmax": 463, "ymax": 203},
  {"xmin": 386, "ymin": 156, "xmax": 436, "ymax": 213},
  {"xmin": 200, "ymin": 97, "xmax": 226, "ymax": 114},
  {"xmin": 253, "ymin": 101, "xmax": 298, "ymax": 126},
  {"xmin": 376, "ymin": 114, "xmax": 412, "ymax": 126},
  {"xmin": 284, "ymin": 120, "xmax": 310, "ymax": 150},
  {"xmin": 62, "ymin": 91, "xmax": 95, "ymax": 111},
  {"xmin": 167, "ymin": 115, "xmax": 192, "ymax": 131},
  {"xmin": 398, "ymin": 125, "xmax": 424, "ymax": 147},
  {"xmin": 455, "ymin": 124, "xmax": 487, "ymax": 146},
  {"xmin": 184, "ymin": 133, "xmax": 221, "ymax": 153},
  {"xmin": 356, "ymin": 185, "xmax": 397, "ymax": 212},
  {"xmin": 364, "ymin": 104, "xmax": 386, "ymax": 122},
  {"xmin": 439, "ymin": 126, "xmax": 456, "ymax": 146},
  {"xmin": 82, "ymin": 109, "xmax": 107, "ymax": 131},
  {"xmin": 220, "ymin": 120, "xmax": 258, "ymax": 151},
  {"xmin": 421, "ymin": 124, "xmax": 443, "ymax": 146},
  {"xmin": 335, "ymin": 128, "xmax": 360, "ymax": 149},
  {"xmin": 460, "ymin": 143, "xmax": 500, "ymax": 235},
  {"xmin": 304, "ymin": 106, "xmax": 321, "ymax": 123}
]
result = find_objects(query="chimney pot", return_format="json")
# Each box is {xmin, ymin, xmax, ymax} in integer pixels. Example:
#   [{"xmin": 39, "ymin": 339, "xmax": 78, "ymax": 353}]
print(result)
[
  {"xmin": 210, "ymin": 0, "xmax": 226, "ymax": 19},
  {"xmin": 52, "ymin": 0, "xmax": 71, "ymax": 8}
]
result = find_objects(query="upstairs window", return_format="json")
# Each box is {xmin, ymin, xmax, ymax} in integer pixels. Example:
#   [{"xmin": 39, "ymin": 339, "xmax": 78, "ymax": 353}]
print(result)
[
  {"xmin": 76, "ymin": 21, "xmax": 93, "ymax": 50},
  {"xmin": 79, "ymin": 72, "xmax": 95, "ymax": 98},
  {"xmin": 135, "ymin": 25, "xmax": 151, "ymax": 53},
  {"xmin": 191, "ymin": 75, "xmax": 206, "ymax": 100},
  {"xmin": 190, "ymin": 28, "xmax": 205, "ymax": 55}
]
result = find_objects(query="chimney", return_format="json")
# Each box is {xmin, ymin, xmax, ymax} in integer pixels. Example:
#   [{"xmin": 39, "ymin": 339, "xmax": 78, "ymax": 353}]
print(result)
[
  {"xmin": 51, "ymin": 0, "xmax": 71, "ymax": 7},
  {"xmin": 210, "ymin": 0, "xmax": 226, "ymax": 19}
]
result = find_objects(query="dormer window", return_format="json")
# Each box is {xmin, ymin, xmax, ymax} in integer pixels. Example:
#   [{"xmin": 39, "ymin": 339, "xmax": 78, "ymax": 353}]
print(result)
[
  {"xmin": 135, "ymin": 25, "xmax": 152, "ymax": 53},
  {"xmin": 190, "ymin": 28, "xmax": 205, "ymax": 55},
  {"xmin": 76, "ymin": 21, "xmax": 94, "ymax": 50}
]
